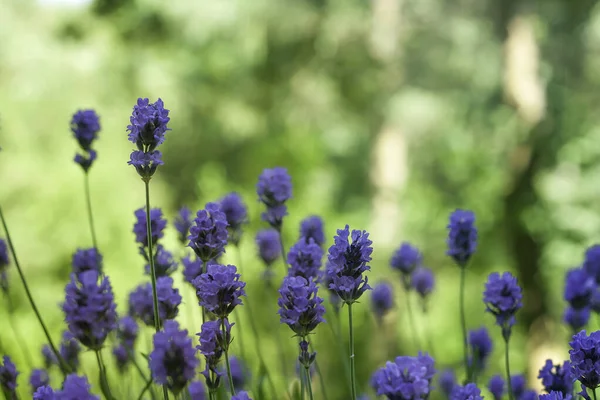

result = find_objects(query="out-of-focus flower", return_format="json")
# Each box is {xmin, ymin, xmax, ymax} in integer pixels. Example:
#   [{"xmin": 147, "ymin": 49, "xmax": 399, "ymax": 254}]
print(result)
[
  {"xmin": 174, "ymin": 207, "xmax": 193, "ymax": 245},
  {"xmin": 219, "ymin": 193, "xmax": 248, "ymax": 246},
  {"xmin": 133, "ymin": 208, "xmax": 167, "ymax": 248},
  {"xmin": 370, "ymin": 282, "xmax": 394, "ymax": 321},
  {"xmin": 256, "ymin": 167, "xmax": 292, "ymax": 229},
  {"xmin": 483, "ymin": 272, "xmax": 522, "ymax": 338},
  {"xmin": 287, "ymin": 238, "xmax": 323, "ymax": 281},
  {"xmin": 300, "ymin": 216, "xmax": 325, "ymax": 248},
  {"xmin": 446, "ymin": 209, "xmax": 477, "ymax": 267}
]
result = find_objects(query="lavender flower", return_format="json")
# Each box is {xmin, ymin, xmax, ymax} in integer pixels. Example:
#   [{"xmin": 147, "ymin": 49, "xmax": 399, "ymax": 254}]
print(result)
[
  {"xmin": 450, "ymin": 383, "xmax": 483, "ymax": 400},
  {"xmin": 71, "ymin": 110, "xmax": 100, "ymax": 151},
  {"xmin": 0, "ymin": 239, "xmax": 9, "ymax": 291},
  {"xmin": 326, "ymin": 225, "xmax": 373, "ymax": 304},
  {"xmin": 116, "ymin": 315, "xmax": 139, "ymax": 349},
  {"xmin": 194, "ymin": 263, "xmax": 246, "ymax": 318},
  {"xmin": 197, "ymin": 319, "xmax": 232, "ymax": 391},
  {"xmin": 149, "ymin": 320, "xmax": 199, "ymax": 395},
  {"xmin": 219, "ymin": 193, "xmax": 248, "ymax": 246},
  {"xmin": 538, "ymin": 359, "xmax": 573, "ymax": 395},
  {"xmin": 539, "ymin": 392, "xmax": 572, "ymax": 400},
  {"xmin": 256, "ymin": 229, "xmax": 281, "ymax": 267},
  {"xmin": 511, "ymin": 374, "xmax": 526, "ymax": 399},
  {"xmin": 483, "ymin": 272, "xmax": 523, "ymax": 337},
  {"xmin": 42, "ymin": 345, "xmax": 57, "ymax": 369},
  {"xmin": 30, "ymin": 369, "xmax": 49, "ymax": 393},
  {"xmin": 129, "ymin": 276, "xmax": 181, "ymax": 326},
  {"xmin": 569, "ymin": 330, "xmax": 600, "ymax": 390},
  {"xmin": 371, "ymin": 282, "xmax": 394, "ymax": 320},
  {"xmin": 188, "ymin": 381, "xmax": 207, "ymax": 400},
  {"xmin": 144, "ymin": 245, "xmax": 178, "ymax": 277},
  {"xmin": 62, "ymin": 271, "xmax": 117, "ymax": 350},
  {"xmin": 488, "ymin": 375, "xmax": 505, "ymax": 400},
  {"xmin": 439, "ymin": 369, "xmax": 457, "ymax": 398},
  {"xmin": 133, "ymin": 207, "xmax": 167, "ymax": 248},
  {"xmin": 564, "ymin": 268, "xmax": 595, "ymax": 309},
  {"xmin": 34, "ymin": 386, "xmax": 55, "ymax": 400},
  {"xmin": 112, "ymin": 345, "xmax": 129, "ymax": 372},
  {"xmin": 412, "ymin": 267, "xmax": 435, "ymax": 300},
  {"xmin": 468, "ymin": 327, "xmax": 493, "ymax": 371},
  {"xmin": 583, "ymin": 245, "xmax": 600, "ymax": 284},
  {"xmin": 127, "ymin": 98, "xmax": 170, "ymax": 150},
  {"xmin": 232, "ymin": 392, "xmax": 252, "ymax": 400},
  {"xmin": 300, "ymin": 216, "xmax": 325, "ymax": 247},
  {"xmin": 71, "ymin": 248, "xmax": 103, "ymax": 277},
  {"xmin": 58, "ymin": 374, "xmax": 99, "ymax": 400},
  {"xmin": 564, "ymin": 307, "xmax": 590, "ymax": 332},
  {"xmin": 182, "ymin": 255, "xmax": 204, "ymax": 285},
  {"xmin": 174, "ymin": 207, "xmax": 193, "ymax": 245},
  {"xmin": 390, "ymin": 242, "xmax": 422, "ymax": 277},
  {"xmin": 188, "ymin": 203, "xmax": 229, "ymax": 262},
  {"xmin": 591, "ymin": 290, "xmax": 600, "ymax": 314},
  {"xmin": 59, "ymin": 331, "xmax": 81, "ymax": 372},
  {"xmin": 256, "ymin": 167, "xmax": 292, "ymax": 229},
  {"xmin": 446, "ymin": 209, "xmax": 477, "ymax": 267},
  {"xmin": 0, "ymin": 356, "xmax": 18, "ymax": 395},
  {"xmin": 220, "ymin": 356, "xmax": 248, "ymax": 392},
  {"xmin": 371, "ymin": 353, "xmax": 436, "ymax": 400},
  {"xmin": 287, "ymin": 238, "xmax": 323, "ymax": 280},
  {"xmin": 128, "ymin": 150, "xmax": 163, "ymax": 178},
  {"xmin": 74, "ymin": 150, "xmax": 97, "ymax": 173},
  {"xmin": 278, "ymin": 275, "xmax": 326, "ymax": 337}
]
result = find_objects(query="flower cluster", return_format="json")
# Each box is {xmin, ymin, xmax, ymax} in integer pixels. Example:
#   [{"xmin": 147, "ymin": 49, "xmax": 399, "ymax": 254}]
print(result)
[
  {"xmin": 391, "ymin": 242, "xmax": 422, "ymax": 277},
  {"xmin": 62, "ymin": 271, "xmax": 117, "ymax": 350},
  {"xmin": 33, "ymin": 374, "xmax": 99, "ymax": 400},
  {"xmin": 128, "ymin": 276, "xmax": 181, "ymax": 326},
  {"xmin": 188, "ymin": 202, "xmax": 229, "ymax": 262},
  {"xmin": 278, "ymin": 275, "xmax": 326, "ymax": 337},
  {"xmin": 450, "ymin": 383, "xmax": 483, "ymax": 400},
  {"xmin": 538, "ymin": 359, "xmax": 573, "ymax": 395},
  {"xmin": 174, "ymin": 206, "xmax": 193, "ymax": 245},
  {"xmin": 326, "ymin": 225, "xmax": 373, "ymax": 304},
  {"xmin": 112, "ymin": 316, "xmax": 139, "ymax": 371},
  {"xmin": 569, "ymin": 330, "xmax": 600, "ymax": 390},
  {"xmin": 412, "ymin": 267, "xmax": 435, "ymax": 303},
  {"xmin": 71, "ymin": 248, "xmax": 103, "ymax": 277},
  {"xmin": 0, "ymin": 356, "xmax": 18, "ymax": 396},
  {"xmin": 483, "ymin": 272, "xmax": 523, "ymax": 338},
  {"xmin": 219, "ymin": 193, "xmax": 248, "ymax": 246},
  {"xmin": 182, "ymin": 255, "xmax": 204, "ymax": 285},
  {"xmin": 256, "ymin": 167, "xmax": 292, "ymax": 229},
  {"xmin": 287, "ymin": 237, "xmax": 323, "ymax": 280},
  {"xmin": 30, "ymin": 368, "xmax": 49, "ymax": 393},
  {"xmin": 144, "ymin": 245, "xmax": 178, "ymax": 277},
  {"xmin": 371, "ymin": 282, "xmax": 394, "ymax": 321},
  {"xmin": 193, "ymin": 263, "xmax": 246, "ymax": 318},
  {"xmin": 468, "ymin": 327, "xmax": 493, "ymax": 371},
  {"xmin": 564, "ymin": 268, "xmax": 595, "ymax": 310},
  {"xmin": 127, "ymin": 98, "xmax": 170, "ymax": 180},
  {"xmin": 133, "ymin": 207, "xmax": 167, "ymax": 249},
  {"xmin": 488, "ymin": 375, "xmax": 505, "ymax": 400},
  {"xmin": 256, "ymin": 229, "xmax": 281, "ymax": 267},
  {"xmin": 446, "ymin": 209, "xmax": 477, "ymax": 267},
  {"xmin": 438, "ymin": 369, "xmax": 457, "ymax": 397},
  {"xmin": 59, "ymin": 331, "xmax": 81, "ymax": 372},
  {"xmin": 371, "ymin": 353, "xmax": 436, "ymax": 400},
  {"xmin": 71, "ymin": 109, "xmax": 100, "ymax": 172},
  {"xmin": 197, "ymin": 319, "xmax": 233, "ymax": 392},
  {"xmin": 149, "ymin": 320, "xmax": 199, "ymax": 396},
  {"xmin": 0, "ymin": 238, "xmax": 9, "ymax": 292},
  {"xmin": 300, "ymin": 215, "xmax": 325, "ymax": 248}
]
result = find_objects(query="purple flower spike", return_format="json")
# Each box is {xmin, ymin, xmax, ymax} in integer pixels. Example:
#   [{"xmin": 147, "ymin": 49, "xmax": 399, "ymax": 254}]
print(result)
[
  {"xmin": 564, "ymin": 307, "xmax": 590, "ymax": 332},
  {"xmin": 446, "ymin": 209, "xmax": 477, "ymax": 267},
  {"xmin": 439, "ymin": 369, "xmax": 457, "ymax": 397},
  {"xmin": 58, "ymin": 374, "xmax": 99, "ymax": 399},
  {"xmin": 30, "ymin": 368, "xmax": 50, "ymax": 393},
  {"xmin": 33, "ymin": 385, "xmax": 55, "ymax": 400},
  {"xmin": 174, "ymin": 207, "xmax": 193, "ymax": 245},
  {"xmin": 74, "ymin": 149, "xmax": 98, "ymax": 173},
  {"xmin": 72, "ymin": 248, "xmax": 103, "ymax": 277},
  {"xmin": 278, "ymin": 275, "xmax": 326, "ymax": 337},
  {"xmin": 219, "ymin": 193, "xmax": 248, "ymax": 246},
  {"xmin": 188, "ymin": 380, "xmax": 207, "ymax": 400},
  {"xmin": 300, "ymin": 216, "xmax": 325, "ymax": 247},
  {"xmin": 450, "ymin": 383, "xmax": 483, "ymax": 400},
  {"xmin": 60, "ymin": 331, "xmax": 81, "ymax": 372},
  {"xmin": 62, "ymin": 271, "xmax": 117, "ymax": 350},
  {"xmin": 569, "ymin": 330, "xmax": 600, "ymax": 390},
  {"xmin": 256, "ymin": 229, "xmax": 281, "ymax": 267},
  {"xmin": 412, "ymin": 267, "xmax": 435, "ymax": 299},
  {"xmin": 133, "ymin": 207, "xmax": 167, "ymax": 248},
  {"xmin": 488, "ymin": 375, "xmax": 505, "ymax": 400},
  {"xmin": 71, "ymin": 110, "xmax": 100, "ymax": 151},
  {"xmin": 182, "ymin": 255, "xmax": 204, "ymax": 285},
  {"xmin": 538, "ymin": 359, "xmax": 573, "ymax": 396},
  {"xmin": 117, "ymin": 315, "xmax": 139, "ymax": 349},
  {"xmin": 256, "ymin": 167, "xmax": 292, "ymax": 229},
  {"xmin": 564, "ymin": 268, "xmax": 595, "ymax": 309},
  {"xmin": 193, "ymin": 263, "xmax": 246, "ymax": 318},
  {"xmin": 0, "ymin": 356, "xmax": 18, "ymax": 395},
  {"xmin": 483, "ymin": 272, "xmax": 522, "ymax": 337},
  {"xmin": 371, "ymin": 353, "xmax": 436, "ymax": 400},
  {"xmin": 149, "ymin": 320, "xmax": 199, "ymax": 396},
  {"xmin": 232, "ymin": 392, "xmax": 252, "ymax": 400},
  {"xmin": 539, "ymin": 392, "xmax": 572, "ymax": 400},
  {"xmin": 129, "ymin": 276, "xmax": 181, "ymax": 327},
  {"xmin": 326, "ymin": 225, "xmax": 373, "ymax": 304},
  {"xmin": 287, "ymin": 238, "xmax": 323, "ymax": 281},
  {"xmin": 127, "ymin": 98, "xmax": 170, "ymax": 151},
  {"xmin": 197, "ymin": 319, "xmax": 233, "ymax": 391},
  {"xmin": 144, "ymin": 245, "xmax": 178, "ymax": 277},
  {"xmin": 468, "ymin": 327, "xmax": 492, "ymax": 371},
  {"xmin": 583, "ymin": 245, "xmax": 600, "ymax": 284},
  {"xmin": 390, "ymin": 242, "xmax": 422, "ymax": 276},
  {"xmin": 188, "ymin": 202, "xmax": 229, "ymax": 262},
  {"xmin": 370, "ymin": 282, "xmax": 394, "ymax": 320},
  {"xmin": 128, "ymin": 150, "xmax": 164, "ymax": 179},
  {"xmin": 0, "ymin": 239, "xmax": 9, "ymax": 292}
]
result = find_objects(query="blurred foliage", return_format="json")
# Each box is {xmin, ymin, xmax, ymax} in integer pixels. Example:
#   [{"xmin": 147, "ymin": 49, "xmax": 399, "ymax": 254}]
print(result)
[{"xmin": 2, "ymin": 0, "xmax": 600, "ymax": 398}]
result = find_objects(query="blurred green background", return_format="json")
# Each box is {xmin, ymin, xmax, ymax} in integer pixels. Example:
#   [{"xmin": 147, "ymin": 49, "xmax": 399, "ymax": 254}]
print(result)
[{"xmin": 1, "ymin": 0, "xmax": 600, "ymax": 398}]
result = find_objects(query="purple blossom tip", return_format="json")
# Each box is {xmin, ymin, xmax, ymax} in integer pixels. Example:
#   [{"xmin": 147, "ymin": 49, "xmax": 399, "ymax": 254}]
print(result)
[
  {"xmin": 287, "ymin": 237, "xmax": 323, "ymax": 281},
  {"xmin": 370, "ymin": 282, "xmax": 394, "ymax": 319},
  {"xmin": 412, "ymin": 267, "xmax": 435, "ymax": 299},
  {"xmin": 256, "ymin": 229, "xmax": 281, "ymax": 267},
  {"xmin": 390, "ymin": 242, "xmax": 422, "ymax": 275},
  {"xmin": 278, "ymin": 275, "xmax": 326, "ymax": 336},
  {"xmin": 446, "ymin": 209, "xmax": 477, "ymax": 266},
  {"xmin": 71, "ymin": 109, "xmax": 100, "ymax": 151},
  {"xmin": 193, "ymin": 263, "xmax": 246, "ymax": 318},
  {"xmin": 133, "ymin": 207, "xmax": 167, "ymax": 248},
  {"xmin": 188, "ymin": 202, "xmax": 229, "ymax": 262},
  {"xmin": 127, "ymin": 98, "xmax": 170, "ymax": 151},
  {"xmin": 219, "ymin": 193, "xmax": 248, "ymax": 245},
  {"xmin": 483, "ymin": 272, "xmax": 522, "ymax": 335},
  {"xmin": 174, "ymin": 206, "xmax": 192, "ymax": 245},
  {"xmin": 0, "ymin": 356, "xmax": 18, "ymax": 394},
  {"xmin": 300, "ymin": 215, "xmax": 325, "ymax": 247},
  {"xmin": 256, "ymin": 167, "xmax": 292, "ymax": 228}
]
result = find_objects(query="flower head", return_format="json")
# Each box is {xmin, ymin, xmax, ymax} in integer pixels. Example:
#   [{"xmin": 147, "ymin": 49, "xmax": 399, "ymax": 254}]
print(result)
[
  {"xmin": 112, "ymin": 345, "xmax": 129, "ymax": 372},
  {"xmin": 412, "ymin": 267, "xmax": 435, "ymax": 299},
  {"xmin": 256, "ymin": 167, "xmax": 292, "ymax": 228},
  {"xmin": 0, "ymin": 356, "xmax": 18, "ymax": 394},
  {"xmin": 129, "ymin": 276, "xmax": 181, "ymax": 326},
  {"xmin": 144, "ymin": 245, "xmax": 178, "ymax": 277},
  {"xmin": 300, "ymin": 216, "xmax": 325, "ymax": 247},
  {"xmin": 450, "ymin": 383, "xmax": 483, "ymax": 400},
  {"xmin": 390, "ymin": 242, "xmax": 422, "ymax": 276},
  {"xmin": 287, "ymin": 238, "xmax": 323, "ymax": 281},
  {"xmin": 133, "ymin": 208, "xmax": 167, "ymax": 248},
  {"xmin": 538, "ymin": 359, "xmax": 573, "ymax": 395},
  {"xmin": 74, "ymin": 150, "xmax": 97, "ymax": 172},
  {"xmin": 57, "ymin": 374, "xmax": 99, "ymax": 400},
  {"xmin": 564, "ymin": 268, "xmax": 595, "ymax": 309},
  {"xmin": 584, "ymin": 246, "xmax": 600, "ymax": 284},
  {"xmin": 220, "ymin": 356, "xmax": 248, "ymax": 392},
  {"xmin": 197, "ymin": 319, "xmax": 233, "ymax": 391},
  {"xmin": 569, "ymin": 330, "xmax": 600, "ymax": 389},
  {"xmin": 0, "ymin": 239, "xmax": 9, "ymax": 291},
  {"xmin": 371, "ymin": 353, "xmax": 436, "ymax": 400},
  {"xmin": 71, "ymin": 110, "xmax": 100, "ymax": 151},
  {"xmin": 60, "ymin": 331, "xmax": 81, "ymax": 372},
  {"xmin": 188, "ymin": 381, "xmax": 207, "ymax": 400},
  {"xmin": 371, "ymin": 282, "xmax": 394, "ymax": 320},
  {"xmin": 188, "ymin": 203, "xmax": 229, "ymax": 262},
  {"xmin": 174, "ymin": 207, "xmax": 193, "ymax": 245},
  {"xmin": 193, "ymin": 263, "xmax": 246, "ymax": 318},
  {"xmin": 256, "ymin": 229, "xmax": 281, "ymax": 267},
  {"xmin": 564, "ymin": 307, "xmax": 590, "ymax": 332},
  {"xmin": 483, "ymin": 272, "xmax": 523, "ymax": 337},
  {"xmin": 149, "ymin": 320, "xmax": 199, "ymax": 396},
  {"xmin": 278, "ymin": 276, "xmax": 326, "ymax": 337},
  {"xmin": 439, "ymin": 369, "xmax": 457, "ymax": 398},
  {"xmin": 446, "ymin": 209, "xmax": 477, "ymax": 266},
  {"xmin": 468, "ymin": 327, "xmax": 493, "ymax": 371},
  {"xmin": 232, "ymin": 392, "xmax": 252, "ymax": 400},
  {"xmin": 33, "ymin": 385, "xmax": 55, "ymax": 400},
  {"xmin": 62, "ymin": 271, "xmax": 117, "ymax": 350},
  {"xmin": 30, "ymin": 368, "xmax": 49, "ymax": 393},
  {"xmin": 116, "ymin": 315, "xmax": 139, "ymax": 349},
  {"xmin": 539, "ymin": 392, "xmax": 572, "ymax": 400},
  {"xmin": 488, "ymin": 375, "xmax": 505, "ymax": 400},
  {"xmin": 42, "ymin": 345, "xmax": 57, "ymax": 369},
  {"xmin": 71, "ymin": 248, "xmax": 103, "ymax": 277},
  {"xmin": 182, "ymin": 255, "xmax": 204, "ymax": 285},
  {"xmin": 128, "ymin": 150, "xmax": 164, "ymax": 179},
  {"xmin": 127, "ymin": 98, "xmax": 170, "ymax": 151},
  {"xmin": 219, "ymin": 193, "xmax": 248, "ymax": 246},
  {"xmin": 326, "ymin": 225, "xmax": 372, "ymax": 304}
]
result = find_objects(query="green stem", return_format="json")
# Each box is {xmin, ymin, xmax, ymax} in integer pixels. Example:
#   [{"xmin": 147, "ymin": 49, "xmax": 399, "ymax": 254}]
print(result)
[
  {"xmin": 232, "ymin": 308, "xmax": 247, "ymax": 363},
  {"xmin": 328, "ymin": 311, "xmax": 352, "ymax": 388},
  {"xmin": 404, "ymin": 288, "xmax": 420, "ymax": 349},
  {"xmin": 309, "ymin": 343, "xmax": 328, "ymax": 400},
  {"xmin": 0, "ymin": 205, "xmax": 69, "ymax": 377},
  {"xmin": 593, "ymin": 389, "xmax": 597, "ymax": 400},
  {"xmin": 222, "ymin": 319, "xmax": 236, "ymax": 396},
  {"xmin": 305, "ymin": 366, "xmax": 315, "ymax": 400},
  {"xmin": 300, "ymin": 365, "xmax": 306, "ymax": 400},
  {"xmin": 128, "ymin": 350, "xmax": 157, "ymax": 400},
  {"xmin": 348, "ymin": 303, "xmax": 357, "ymax": 400},
  {"xmin": 6, "ymin": 296, "xmax": 33, "ymax": 369},
  {"xmin": 96, "ymin": 349, "xmax": 115, "ymax": 400},
  {"xmin": 277, "ymin": 228, "xmax": 288, "ymax": 272},
  {"xmin": 84, "ymin": 172, "xmax": 99, "ymax": 251},
  {"xmin": 144, "ymin": 180, "xmax": 162, "ymax": 334},
  {"xmin": 136, "ymin": 377, "xmax": 154, "ymax": 400},
  {"xmin": 459, "ymin": 266, "xmax": 469, "ymax": 381},
  {"xmin": 504, "ymin": 336, "xmax": 514, "ymax": 400}
]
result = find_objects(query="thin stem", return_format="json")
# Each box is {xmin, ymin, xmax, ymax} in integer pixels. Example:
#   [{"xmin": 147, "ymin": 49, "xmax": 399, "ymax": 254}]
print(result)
[
  {"xmin": 404, "ymin": 288, "xmax": 420, "ymax": 349},
  {"xmin": 0, "ymin": 205, "xmax": 69, "ymax": 377},
  {"xmin": 162, "ymin": 386, "xmax": 170, "ymax": 400},
  {"xmin": 593, "ymin": 389, "xmax": 597, "ymax": 400},
  {"xmin": 277, "ymin": 228, "xmax": 288, "ymax": 272},
  {"xmin": 222, "ymin": 319, "xmax": 236, "ymax": 396},
  {"xmin": 96, "ymin": 349, "xmax": 115, "ymax": 400},
  {"xmin": 84, "ymin": 172, "xmax": 99, "ymax": 251},
  {"xmin": 137, "ymin": 378, "xmax": 154, "ymax": 400},
  {"xmin": 459, "ymin": 266, "xmax": 469, "ymax": 381},
  {"xmin": 300, "ymin": 365, "xmax": 306, "ymax": 400},
  {"xmin": 144, "ymin": 180, "xmax": 162, "ymax": 334},
  {"xmin": 309, "ymin": 343, "xmax": 329, "ymax": 400},
  {"xmin": 504, "ymin": 336, "xmax": 514, "ymax": 400},
  {"xmin": 348, "ymin": 303, "xmax": 357, "ymax": 400},
  {"xmin": 5, "ymin": 296, "xmax": 33, "ymax": 369},
  {"xmin": 305, "ymin": 366, "xmax": 315, "ymax": 400},
  {"xmin": 328, "ymin": 311, "xmax": 352, "ymax": 388},
  {"xmin": 128, "ymin": 350, "xmax": 157, "ymax": 400},
  {"xmin": 232, "ymin": 308, "xmax": 247, "ymax": 362}
]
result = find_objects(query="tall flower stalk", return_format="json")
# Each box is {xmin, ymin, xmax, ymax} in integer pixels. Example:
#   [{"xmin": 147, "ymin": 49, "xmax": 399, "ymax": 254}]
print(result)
[{"xmin": 326, "ymin": 225, "xmax": 372, "ymax": 400}]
